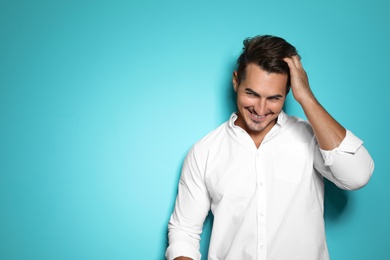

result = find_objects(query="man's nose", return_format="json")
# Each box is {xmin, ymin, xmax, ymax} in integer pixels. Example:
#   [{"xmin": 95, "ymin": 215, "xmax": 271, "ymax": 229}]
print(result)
[{"xmin": 255, "ymin": 99, "xmax": 267, "ymax": 115}]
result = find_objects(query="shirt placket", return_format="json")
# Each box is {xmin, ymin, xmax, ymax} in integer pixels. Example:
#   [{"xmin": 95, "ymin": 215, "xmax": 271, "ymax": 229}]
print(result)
[{"xmin": 255, "ymin": 148, "xmax": 267, "ymax": 259}]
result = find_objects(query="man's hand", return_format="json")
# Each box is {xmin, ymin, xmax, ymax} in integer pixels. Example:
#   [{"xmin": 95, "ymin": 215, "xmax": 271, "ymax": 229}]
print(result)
[
  {"xmin": 283, "ymin": 55, "xmax": 315, "ymax": 106},
  {"xmin": 284, "ymin": 55, "xmax": 346, "ymax": 150}
]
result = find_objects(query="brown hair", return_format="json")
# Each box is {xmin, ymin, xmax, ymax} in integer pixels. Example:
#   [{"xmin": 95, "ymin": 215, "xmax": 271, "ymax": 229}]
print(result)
[{"xmin": 236, "ymin": 35, "xmax": 299, "ymax": 94}]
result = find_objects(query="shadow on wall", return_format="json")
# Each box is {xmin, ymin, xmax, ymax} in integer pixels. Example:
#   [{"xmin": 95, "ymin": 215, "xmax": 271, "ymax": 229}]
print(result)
[{"xmin": 324, "ymin": 179, "xmax": 349, "ymax": 221}]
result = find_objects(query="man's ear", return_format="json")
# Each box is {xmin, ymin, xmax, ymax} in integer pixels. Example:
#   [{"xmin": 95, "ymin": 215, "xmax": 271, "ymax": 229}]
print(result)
[{"xmin": 233, "ymin": 71, "xmax": 238, "ymax": 92}]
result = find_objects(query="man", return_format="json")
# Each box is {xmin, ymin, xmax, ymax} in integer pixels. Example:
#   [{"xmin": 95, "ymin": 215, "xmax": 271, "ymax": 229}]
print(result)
[{"xmin": 166, "ymin": 35, "xmax": 374, "ymax": 260}]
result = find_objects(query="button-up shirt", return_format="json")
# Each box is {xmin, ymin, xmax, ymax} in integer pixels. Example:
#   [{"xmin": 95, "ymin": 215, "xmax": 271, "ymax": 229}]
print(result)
[{"xmin": 166, "ymin": 111, "xmax": 374, "ymax": 260}]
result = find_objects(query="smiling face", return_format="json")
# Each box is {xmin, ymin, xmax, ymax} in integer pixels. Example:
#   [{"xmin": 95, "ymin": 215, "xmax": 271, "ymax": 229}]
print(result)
[{"xmin": 233, "ymin": 63, "xmax": 288, "ymax": 142}]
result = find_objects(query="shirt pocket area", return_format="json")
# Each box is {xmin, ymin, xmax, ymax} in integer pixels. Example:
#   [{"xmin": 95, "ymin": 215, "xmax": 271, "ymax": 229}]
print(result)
[{"xmin": 273, "ymin": 143, "xmax": 310, "ymax": 183}]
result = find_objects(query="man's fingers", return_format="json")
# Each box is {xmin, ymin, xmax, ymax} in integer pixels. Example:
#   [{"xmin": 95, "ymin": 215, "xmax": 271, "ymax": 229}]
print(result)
[
  {"xmin": 283, "ymin": 57, "xmax": 294, "ymax": 68},
  {"xmin": 284, "ymin": 55, "xmax": 302, "ymax": 69},
  {"xmin": 291, "ymin": 55, "xmax": 302, "ymax": 68}
]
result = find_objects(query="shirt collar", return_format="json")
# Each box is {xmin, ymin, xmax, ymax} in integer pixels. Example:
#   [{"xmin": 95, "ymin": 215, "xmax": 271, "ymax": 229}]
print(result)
[
  {"xmin": 228, "ymin": 113, "xmax": 238, "ymax": 128},
  {"xmin": 277, "ymin": 110, "xmax": 288, "ymax": 126}
]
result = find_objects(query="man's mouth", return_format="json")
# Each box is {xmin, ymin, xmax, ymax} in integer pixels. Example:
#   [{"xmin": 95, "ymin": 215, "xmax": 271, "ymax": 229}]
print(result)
[
  {"xmin": 251, "ymin": 112, "xmax": 265, "ymax": 119},
  {"xmin": 248, "ymin": 109, "xmax": 267, "ymax": 120},
  {"xmin": 246, "ymin": 108, "xmax": 275, "ymax": 122}
]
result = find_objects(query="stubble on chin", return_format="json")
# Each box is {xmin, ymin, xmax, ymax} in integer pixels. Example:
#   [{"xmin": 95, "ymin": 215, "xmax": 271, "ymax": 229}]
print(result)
[
  {"xmin": 245, "ymin": 116, "xmax": 278, "ymax": 134},
  {"xmin": 246, "ymin": 121, "xmax": 265, "ymax": 133}
]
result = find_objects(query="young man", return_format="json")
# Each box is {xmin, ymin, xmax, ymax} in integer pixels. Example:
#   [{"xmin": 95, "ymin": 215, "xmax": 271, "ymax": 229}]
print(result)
[{"xmin": 166, "ymin": 35, "xmax": 374, "ymax": 260}]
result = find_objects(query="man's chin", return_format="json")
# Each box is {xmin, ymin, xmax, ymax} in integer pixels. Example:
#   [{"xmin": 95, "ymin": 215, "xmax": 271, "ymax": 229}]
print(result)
[
  {"xmin": 246, "ymin": 123, "xmax": 265, "ymax": 133},
  {"xmin": 245, "ymin": 118, "xmax": 277, "ymax": 133}
]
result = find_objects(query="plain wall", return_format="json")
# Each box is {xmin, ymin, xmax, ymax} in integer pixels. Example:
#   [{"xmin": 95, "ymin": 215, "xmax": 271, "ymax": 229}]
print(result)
[{"xmin": 1, "ymin": 0, "xmax": 389, "ymax": 259}]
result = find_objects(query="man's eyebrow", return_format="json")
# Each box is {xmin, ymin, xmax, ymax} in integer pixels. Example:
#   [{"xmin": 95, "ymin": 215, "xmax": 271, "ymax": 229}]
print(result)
[
  {"xmin": 268, "ymin": 94, "xmax": 284, "ymax": 99},
  {"xmin": 245, "ymin": 88, "xmax": 284, "ymax": 99},
  {"xmin": 244, "ymin": 88, "xmax": 260, "ymax": 97}
]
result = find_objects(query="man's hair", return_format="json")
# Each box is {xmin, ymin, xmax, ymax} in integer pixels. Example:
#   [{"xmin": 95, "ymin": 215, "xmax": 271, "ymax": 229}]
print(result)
[{"xmin": 236, "ymin": 35, "xmax": 299, "ymax": 94}]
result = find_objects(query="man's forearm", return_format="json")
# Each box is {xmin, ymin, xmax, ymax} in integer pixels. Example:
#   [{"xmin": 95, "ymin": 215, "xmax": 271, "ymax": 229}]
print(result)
[{"xmin": 300, "ymin": 96, "xmax": 346, "ymax": 150}]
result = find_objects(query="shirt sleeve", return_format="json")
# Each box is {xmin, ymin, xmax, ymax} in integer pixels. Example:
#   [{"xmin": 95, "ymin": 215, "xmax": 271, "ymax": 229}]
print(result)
[
  {"xmin": 317, "ymin": 130, "xmax": 374, "ymax": 190},
  {"xmin": 166, "ymin": 145, "xmax": 211, "ymax": 260}
]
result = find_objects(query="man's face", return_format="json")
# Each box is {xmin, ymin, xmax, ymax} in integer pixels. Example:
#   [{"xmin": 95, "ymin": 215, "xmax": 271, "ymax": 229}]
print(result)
[{"xmin": 233, "ymin": 64, "xmax": 287, "ymax": 137}]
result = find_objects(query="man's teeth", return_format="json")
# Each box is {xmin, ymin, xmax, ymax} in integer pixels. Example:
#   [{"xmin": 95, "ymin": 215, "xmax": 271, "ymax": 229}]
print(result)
[{"xmin": 251, "ymin": 112, "xmax": 265, "ymax": 119}]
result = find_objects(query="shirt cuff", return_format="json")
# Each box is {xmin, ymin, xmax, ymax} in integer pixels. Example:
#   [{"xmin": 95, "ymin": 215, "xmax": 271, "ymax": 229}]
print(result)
[
  {"xmin": 319, "ymin": 130, "xmax": 363, "ymax": 166},
  {"xmin": 166, "ymin": 242, "xmax": 201, "ymax": 260}
]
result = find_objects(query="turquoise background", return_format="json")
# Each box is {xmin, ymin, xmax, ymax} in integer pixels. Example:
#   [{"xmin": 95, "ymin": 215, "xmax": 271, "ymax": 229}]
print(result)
[{"xmin": 1, "ymin": 0, "xmax": 389, "ymax": 259}]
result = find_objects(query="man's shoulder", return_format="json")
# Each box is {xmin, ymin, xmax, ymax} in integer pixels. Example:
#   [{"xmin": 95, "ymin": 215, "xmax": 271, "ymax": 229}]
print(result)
[
  {"xmin": 194, "ymin": 121, "xmax": 229, "ymax": 148},
  {"xmin": 282, "ymin": 114, "xmax": 315, "ymax": 140},
  {"xmin": 286, "ymin": 115, "xmax": 310, "ymax": 128}
]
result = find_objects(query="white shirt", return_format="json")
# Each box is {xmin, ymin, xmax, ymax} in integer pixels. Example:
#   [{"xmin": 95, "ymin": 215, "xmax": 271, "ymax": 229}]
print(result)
[{"xmin": 166, "ymin": 111, "xmax": 374, "ymax": 260}]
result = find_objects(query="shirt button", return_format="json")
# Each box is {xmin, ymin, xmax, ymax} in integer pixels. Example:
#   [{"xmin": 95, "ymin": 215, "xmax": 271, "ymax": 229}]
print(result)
[
  {"xmin": 259, "ymin": 182, "xmax": 263, "ymax": 186},
  {"xmin": 325, "ymin": 157, "xmax": 333, "ymax": 165}
]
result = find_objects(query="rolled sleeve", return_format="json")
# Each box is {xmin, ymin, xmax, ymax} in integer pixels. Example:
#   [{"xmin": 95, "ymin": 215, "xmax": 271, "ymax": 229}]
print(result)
[
  {"xmin": 319, "ymin": 130, "xmax": 374, "ymax": 190},
  {"xmin": 165, "ymin": 241, "xmax": 201, "ymax": 260}
]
